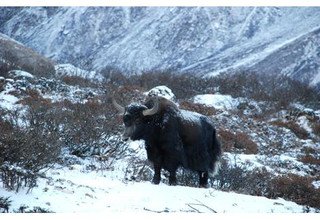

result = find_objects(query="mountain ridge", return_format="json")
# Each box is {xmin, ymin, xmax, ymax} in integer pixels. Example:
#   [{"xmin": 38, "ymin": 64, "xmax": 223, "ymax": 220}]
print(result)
[{"xmin": 1, "ymin": 7, "xmax": 320, "ymax": 87}]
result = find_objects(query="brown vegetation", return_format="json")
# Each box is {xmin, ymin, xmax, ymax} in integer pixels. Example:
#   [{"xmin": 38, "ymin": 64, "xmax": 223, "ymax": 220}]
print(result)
[
  {"xmin": 179, "ymin": 100, "xmax": 218, "ymax": 116},
  {"xmin": 218, "ymin": 129, "xmax": 258, "ymax": 154},
  {"xmin": 0, "ymin": 38, "xmax": 55, "ymax": 77},
  {"xmin": 271, "ymin": 120, "xmax": 309, "ymax": 140}
]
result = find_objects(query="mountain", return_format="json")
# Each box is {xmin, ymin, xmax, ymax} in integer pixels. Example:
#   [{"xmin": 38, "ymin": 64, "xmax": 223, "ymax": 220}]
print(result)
[
  {"xmin": 0, "ymin": 7, "xmax": 320, "ymax": 87},
  {"xmin": 0, "ymin": 33, "xmax": 55, "ymax": 77}
]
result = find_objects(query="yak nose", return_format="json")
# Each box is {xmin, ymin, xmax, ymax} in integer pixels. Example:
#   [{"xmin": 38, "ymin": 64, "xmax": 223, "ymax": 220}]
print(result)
[{"xmin": 122, "ymin": 135, "xmax": 130, "ymax": 142}]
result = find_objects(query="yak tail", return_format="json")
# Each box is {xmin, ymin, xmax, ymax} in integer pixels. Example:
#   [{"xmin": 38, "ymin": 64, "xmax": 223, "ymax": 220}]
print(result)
[{"xmin": 209, "ymin": 128, "xmax": 222, "ymax": 177}]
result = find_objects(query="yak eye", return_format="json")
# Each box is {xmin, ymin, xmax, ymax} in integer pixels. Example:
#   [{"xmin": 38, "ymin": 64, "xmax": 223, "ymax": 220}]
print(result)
[{"xmin": 123, "ymin": 114, "xmax": 133, "ymax": 125}]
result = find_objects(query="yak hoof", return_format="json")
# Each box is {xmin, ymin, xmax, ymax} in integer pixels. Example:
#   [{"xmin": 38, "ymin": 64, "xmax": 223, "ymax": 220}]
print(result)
[
  {"xmin": 199, "ymin": 184, "xmax": 208, "ymax": 188},
  {"xmin": 152, "ymin": 178, "xmax": 160, "ymax": 185},
  {"xmin": 169, "ymin": 180, "xmax": 177, "ymax": 186}
]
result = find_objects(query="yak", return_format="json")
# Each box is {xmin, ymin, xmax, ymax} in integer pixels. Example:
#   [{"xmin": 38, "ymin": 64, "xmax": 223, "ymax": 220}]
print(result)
[{"xmin": 113, "ymin": 96, "xmax": 221, "ymax": 187}]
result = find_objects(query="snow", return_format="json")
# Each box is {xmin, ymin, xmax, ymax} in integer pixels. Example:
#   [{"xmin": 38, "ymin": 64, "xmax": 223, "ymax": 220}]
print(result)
[
  {"xmin": 312, "ymin": 180, "xmax": 320, "ymax": 189},
  {"xmin": 193, "ymin": 94, "xmax": 239, "ymax": 110},
  {"xmin": 310, "ymin": 71, "xmax": 320, "ymax": 86},
  {"xmin": 8, "ymin": 70, "xmax": 34, "ymax": 79},
  {"xmin": 180, "ymin": 109, "xmax": 203, "ymax": 124},
  {"xmin": 0, "ymin": 156, "xmax": 307, "ymax": 213},
  {"xmin": 0, "ymin": 80, "xmax": 20, "ymax": 110},
  {"xmin": 55, "ymin": 64, "xmax": 103, "ymax": 81},
  {"xmin": 145, "ymin": 85, "xmax": 175, "ymax": 100}
]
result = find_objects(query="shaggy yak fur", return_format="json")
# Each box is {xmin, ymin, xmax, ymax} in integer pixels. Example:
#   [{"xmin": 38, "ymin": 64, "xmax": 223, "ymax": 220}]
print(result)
[{"xmin": 113, "ymin": 96, "xmax": 222, "ymax": 187}]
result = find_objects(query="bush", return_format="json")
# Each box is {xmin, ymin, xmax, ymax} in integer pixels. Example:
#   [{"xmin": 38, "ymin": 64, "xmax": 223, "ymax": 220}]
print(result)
[
  {"xmin": 0, "ymin": 92, "xmax": 61, "ymax": 191},
  {"xmin": 269, "ymin": 174, "xmax": 320, "ymax": 209},
  {"xmin": 55, "ymin": 99, "xmax": 111, "ymax": 157},
  {"xmin": 311, "ymin": 121, "xmax": 320, "ymax": 137},
  {"xmin": 216, "ymin": 72, "xmax": 320, "ymax": 109},
  {"xmin": 62, "ymin": 75, "xmax": 97, "ymax": 88},
  {"xmin": 299, "ymin": 154, "xmax": 320, "ymax": 166},
  {"xmin": 218, "ymin": 129, "xmax": 258, "ymax": 154},
  {"xmin": 212, "ymin": 157, "xmax": 320, "ymax": 209},
  {"xmin": 213, "ymin": 157, "xmax": 273, "ymax": 196},
  {"xmin": 15, "ymin": 205, "xmax": 53, "ymax": 213},
  {"xmin": 0, "ymin": 196, "xmax": 11, "ymax": 213},
  {"xmin": 271, "ymin": 120, "xmax": 309, "ymax": 140},
  {"xmin": 179, "ymin": 100, "xmax": 218, "ymax": 116},
  {"xmin": 0, "ymin": 38, "xmax": 55, "ymax": 77}
]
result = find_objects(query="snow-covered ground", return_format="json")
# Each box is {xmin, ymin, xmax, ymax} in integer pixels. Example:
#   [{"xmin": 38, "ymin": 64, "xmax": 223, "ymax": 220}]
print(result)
[{"xmin": 0, "ymin": 154, "xmax": 308, "ymax": 214}]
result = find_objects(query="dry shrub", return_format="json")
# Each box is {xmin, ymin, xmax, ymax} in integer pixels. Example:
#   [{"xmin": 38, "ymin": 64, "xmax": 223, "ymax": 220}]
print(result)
[
  {"xmin": 0, "ymin": 38, "xmax": 55, "ymax": 77},
  {"xmin": 271, "ymin": 120, "xmax": 309, "ymax": 140},
  {"xmin": 269, "ymin": 174, "xmax": 320, "ymax": 209},
  {"xmin": 62, "ymin": 75, "xmax": 97, "ymax": 88},
  {"xmin": 0, "ymin": 78, "xmax": 5, "ymax": 92},
  {"xmin": 218, "ymin": 129, "xmax": 258, "ymax": 154},
  {"xmin": 179, "ymin": 100, "xmax": 217, "ymax": 116},
  {"xmin": 0, "ymin": 88, "xmax": 62, "ymax": 191},
  {"xmin": 108, "ymin": 85, "xmax": 145, "ymax": 106},
  {"xmin": 311, "ymin": 121, "xmax": 320, "ymax": 136},
  {"xmin": 0, "ymin": 109, "xmax": 61, "ymax": 191},
  {"xmin": 299, "ymin": 155, "xmax": 320, "ymax": 166},
  {"xmin": 0, "ymin": 196, "xmax": 11, "ymax": 213},
  {"xmin": 213, "ymin": 158, "xmax": 273, "ymax": 195}
]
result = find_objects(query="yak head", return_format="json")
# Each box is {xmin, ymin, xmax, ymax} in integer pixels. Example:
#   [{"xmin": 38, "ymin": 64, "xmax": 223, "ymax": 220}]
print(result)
[{"xmin": 112, "ymin": 97, "xmax": 160, "ymax": 141}]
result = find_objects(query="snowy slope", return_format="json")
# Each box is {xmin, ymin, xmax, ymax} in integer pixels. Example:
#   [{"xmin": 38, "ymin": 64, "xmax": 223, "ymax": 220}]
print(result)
[
  {"xmin": 1, "ymin": 7, "xmax": 320, "ymax": 87},
  {"xmin": 1, "ymin": 73, "xmax": 319, "ymax": 213},
  {"xmin": 0, "ymin": 155, "xmax": 307, "ymax": 213}
]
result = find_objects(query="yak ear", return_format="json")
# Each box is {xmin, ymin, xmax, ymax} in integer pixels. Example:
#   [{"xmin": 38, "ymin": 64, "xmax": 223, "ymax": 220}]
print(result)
[
  {"xmin": 142, "ymin": 96, "xmax": 160, "ymax": 116},
  {"xmin": 112, "ymin": 97, "xmax": 125, "ymax": 114}
]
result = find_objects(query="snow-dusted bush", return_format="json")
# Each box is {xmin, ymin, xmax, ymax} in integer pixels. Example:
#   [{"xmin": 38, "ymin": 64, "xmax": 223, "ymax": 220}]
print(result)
[
  {"xmin": 15, "ymin": 205, "xmax": 53, "ymax": 213},
  {"xmin": 0, "ymin": 92, "xmax": 61, "ymax": 191},
  {"xmin": 179, "ymin": 100, "xmax": 218, "ymax": 116},
  {"xmin": 271, "ymin": 120, "xmax": 309, "ymax": 140},
  {"xmin": 61, "ymin": 75, "xmax": 97, "ymax": 88},
  {"xmin": 269, "ymin": 174, "xmax": 320, "ymax": 209},
  {"xmin": 311, "ymin": 121, "xmax": 320, "ymax": 137},
  {"xmin": 216, "ymin": 72, "xmax": 320, "ymax": 109},
  {"xmin": 218, "ymin": 129, "xmax": 258, "ymax": 154},
  {"xmin": 0, "ymin": 196, "xmax": 11, "ymax": 213}
]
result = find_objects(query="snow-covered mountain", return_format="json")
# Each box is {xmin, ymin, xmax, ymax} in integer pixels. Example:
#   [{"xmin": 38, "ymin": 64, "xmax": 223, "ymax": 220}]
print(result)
[{"xmin": 1, "ymin": 7, "xmax": 320, "ymax": 87}]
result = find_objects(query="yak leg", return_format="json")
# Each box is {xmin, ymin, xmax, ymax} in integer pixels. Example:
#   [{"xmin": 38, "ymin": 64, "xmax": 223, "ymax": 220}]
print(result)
[
  {"xmin": 152, "ymin": 164, "xmax": 161, "ymax": 184},
  {"xmin": 168, "ymin": 169, "xmax": 177, "ymax": 186},
  {"xmin": 198, "ymin": 171, "xmax": 208, "ymax": 188}
]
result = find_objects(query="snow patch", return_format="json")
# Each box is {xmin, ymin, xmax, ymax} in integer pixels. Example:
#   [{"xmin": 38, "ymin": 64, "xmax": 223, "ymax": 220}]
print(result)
[
  {"xmin": 0, "ymin": 81, "xmax": 20, "ymax": 110},
  {"xmin": 145, "ymin": 85, "xmax": 175, "ymax": 100},
  {"xmin": 55, "ymin": 64, "xmax": 103, "ymax": 81},
  {"xmin": 8, "ymin": 70, "xmax": 34, "ymax": 79},
  {"xmin": 194, "ymin": 94, "xmax": 239, "ymax": 110}
]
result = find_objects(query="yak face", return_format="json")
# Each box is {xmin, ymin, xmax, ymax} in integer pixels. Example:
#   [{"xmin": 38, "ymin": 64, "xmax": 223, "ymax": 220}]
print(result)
[
  {"xmin": 112, "ymin": 97, "xmax": 160, "ymax": 141},
  {"xmin": 122, "ymin": 104, "xmax": 149, "ymax": 141}
]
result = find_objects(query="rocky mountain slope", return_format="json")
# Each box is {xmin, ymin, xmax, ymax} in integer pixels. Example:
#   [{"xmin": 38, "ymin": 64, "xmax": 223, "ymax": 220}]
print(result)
[
  {"xmin": 1, "ymin": 68, "xmax": 320, "ymax": 212},
  {"xmin": 1, "ymin": 7, "xmax": 320, "ymax": 87},
  {"xmin": 0, "ymin": 33, "xmax": 55, "ymax": 77}
]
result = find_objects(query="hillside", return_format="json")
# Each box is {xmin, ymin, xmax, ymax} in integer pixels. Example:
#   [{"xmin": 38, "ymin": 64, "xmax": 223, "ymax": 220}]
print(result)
[
  {"xmin": 0, "ymin": 33, "xmax": 55, "ymax": 77},
  {"xmin": 1, "ymin": 68, "xmax": 320, "ymax": 213},
  {"xmin": 0, "ymin": 7, "xmax": 320, "ymax": 88},
  {"xmin": 1, "ymin": 6, "xmax": 320, "ymax": 214}
]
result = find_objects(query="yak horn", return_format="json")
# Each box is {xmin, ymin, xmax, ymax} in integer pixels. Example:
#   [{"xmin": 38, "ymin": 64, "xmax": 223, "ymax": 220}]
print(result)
[
  {"xmin": 112, "ymin": 97, "xmax": 125, "ymax": 114},
  {"xmin": 143, "ymin": 97, "xmax": 160, "ymax": 116}
]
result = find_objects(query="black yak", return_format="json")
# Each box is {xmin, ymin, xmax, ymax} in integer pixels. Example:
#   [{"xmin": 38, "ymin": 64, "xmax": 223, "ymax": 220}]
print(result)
[{"xmin": 113, "ymin": 96, "xmax": 221, "ymax": 187}]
